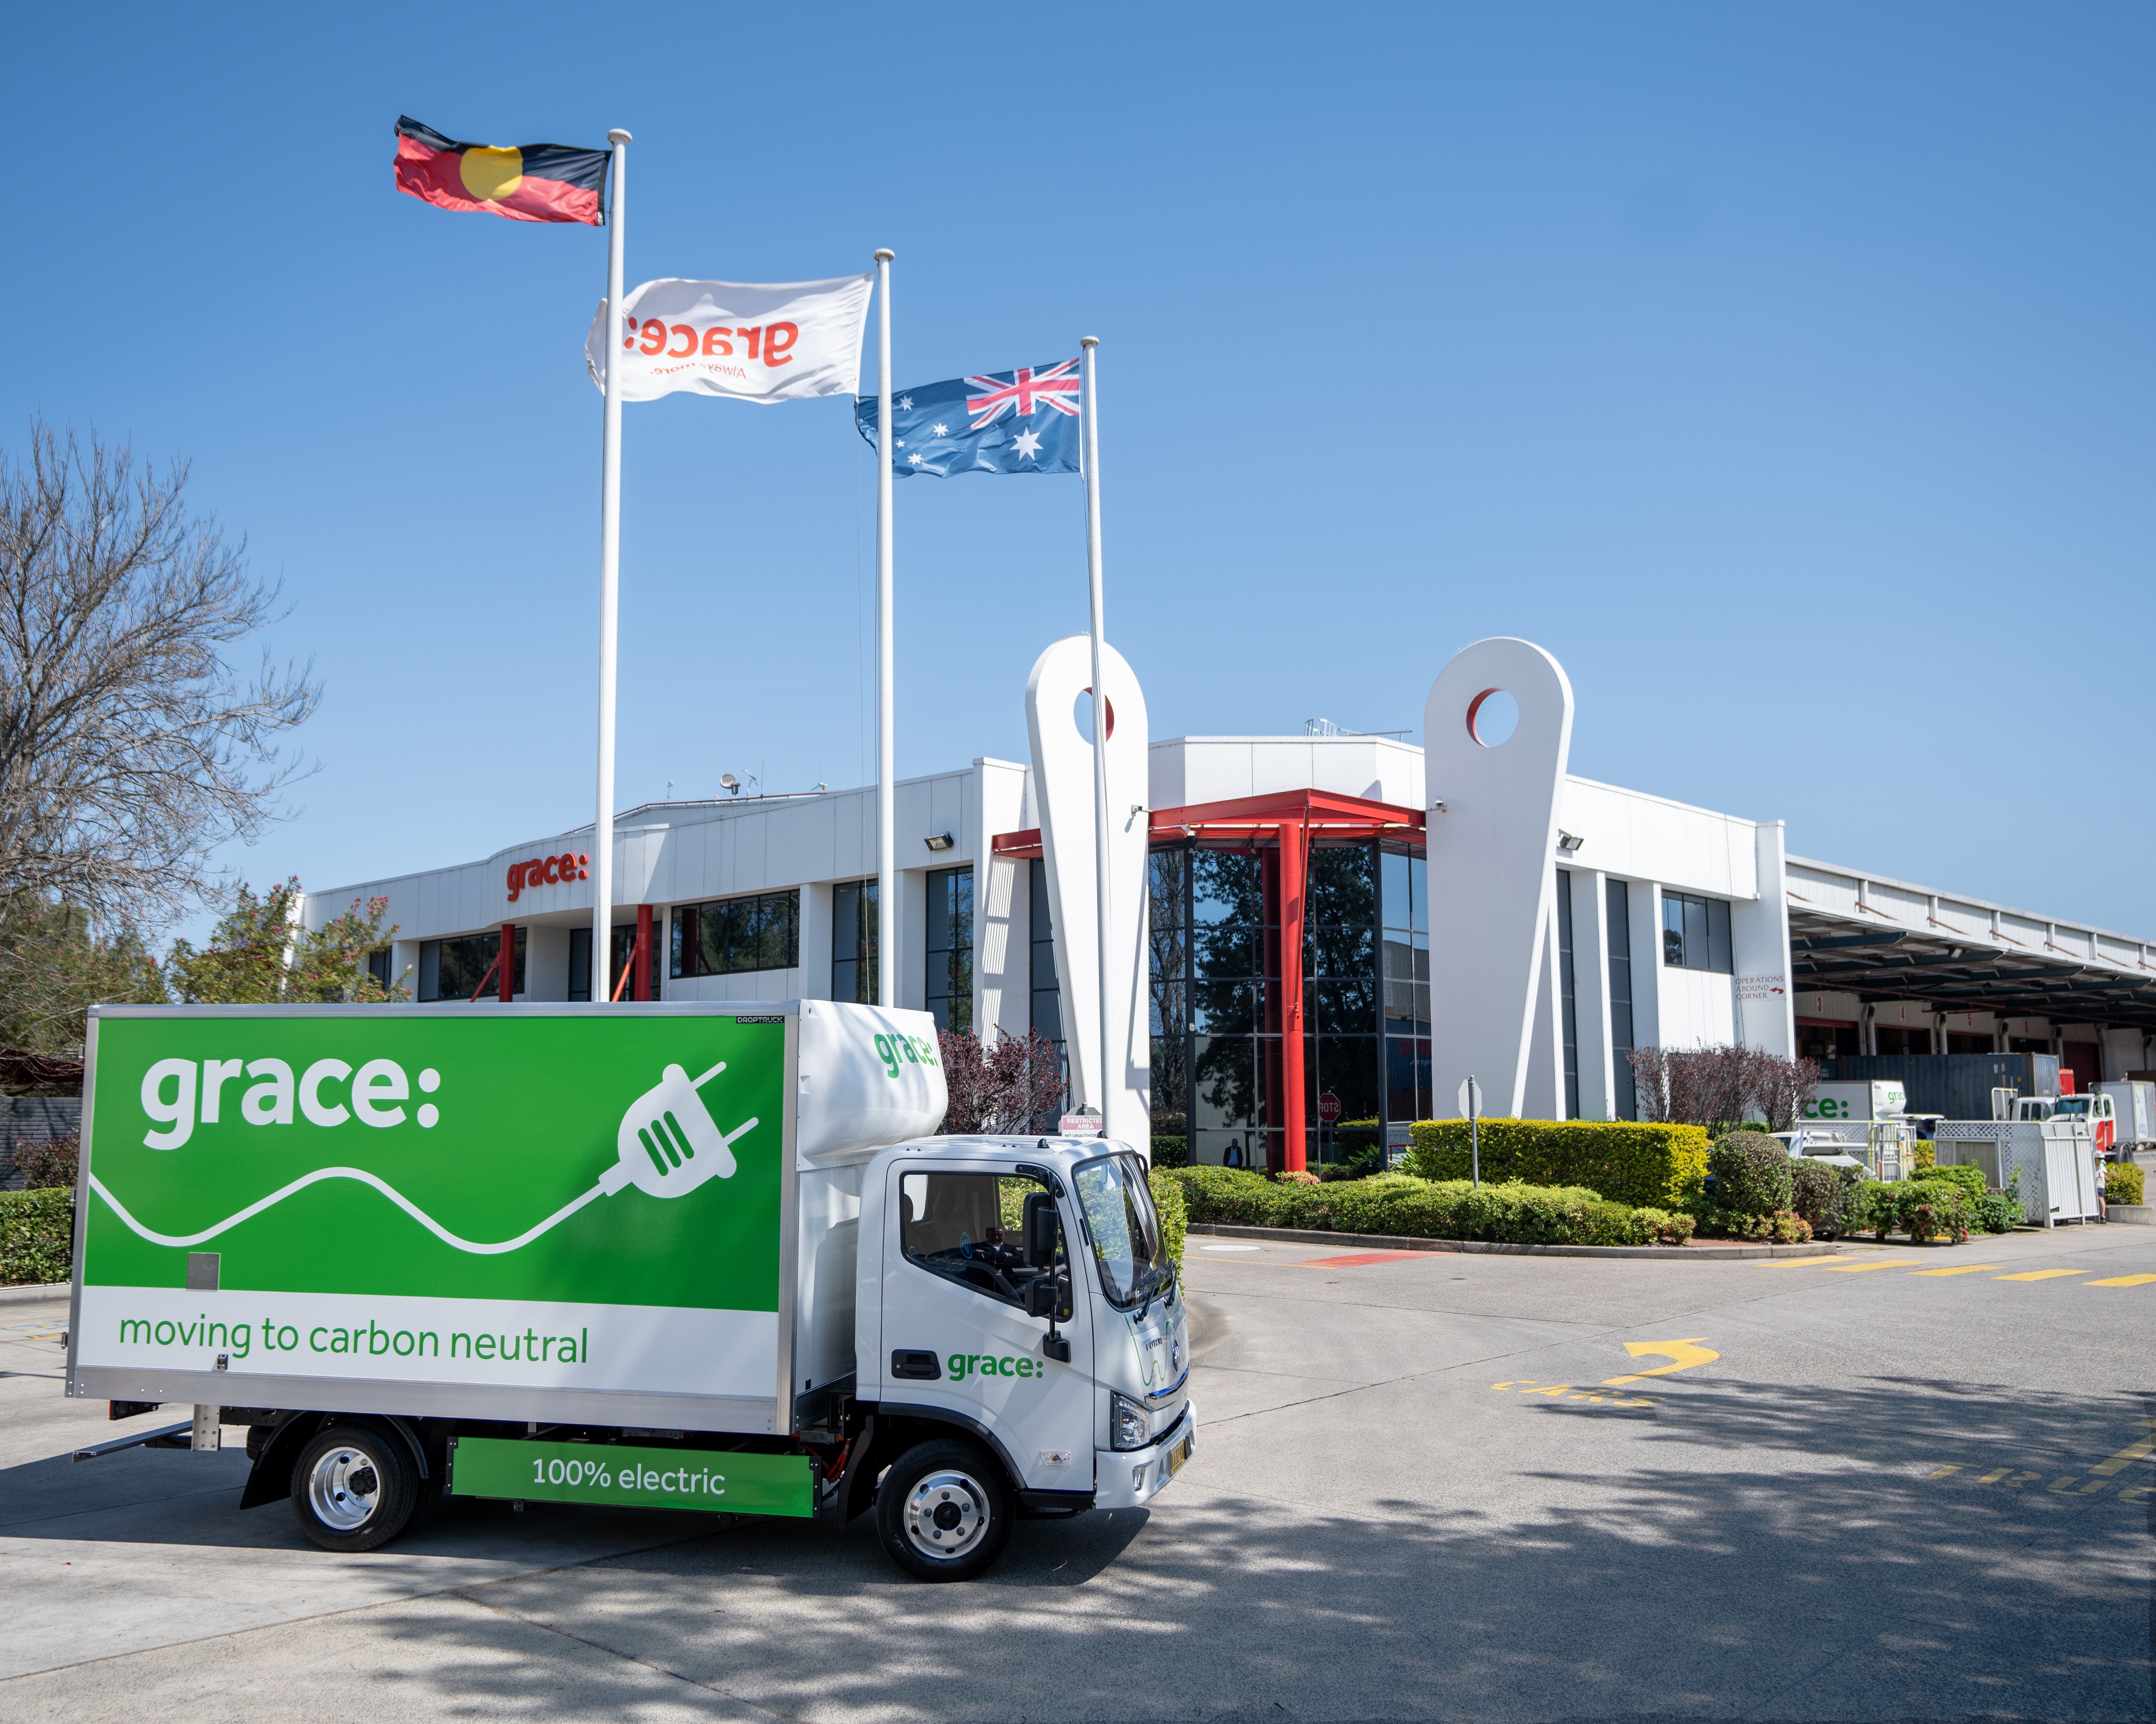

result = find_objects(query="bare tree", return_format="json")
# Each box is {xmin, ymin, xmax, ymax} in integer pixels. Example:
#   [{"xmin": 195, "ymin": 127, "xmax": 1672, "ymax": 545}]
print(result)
[
  {"xmin": 1627, "ymin": 1043, "xmax": 1820, "ymax": 1131},
  {"xmin": 939, "ymin": 1027, "xmax": 1066, "ymax": 1134},
  {"xmin": 0, "ymin": 418, "xmax": 317, "ymax": 926}
]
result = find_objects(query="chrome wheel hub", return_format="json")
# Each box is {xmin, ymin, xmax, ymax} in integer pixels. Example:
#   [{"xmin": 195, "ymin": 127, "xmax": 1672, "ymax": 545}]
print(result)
[
  {"xmin": 902, "ymin": 1468, "xmax": 988, "ymax": 1560},
  {"xmin": 306, "ymin": 1445, "xmax": 381, "ymax": 1532}
]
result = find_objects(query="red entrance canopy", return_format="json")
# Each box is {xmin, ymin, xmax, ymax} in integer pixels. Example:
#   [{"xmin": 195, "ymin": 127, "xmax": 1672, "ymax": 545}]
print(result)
[{"xmin": 990, "ymin": 790, "xmax": 1425, "ymax": 1173}]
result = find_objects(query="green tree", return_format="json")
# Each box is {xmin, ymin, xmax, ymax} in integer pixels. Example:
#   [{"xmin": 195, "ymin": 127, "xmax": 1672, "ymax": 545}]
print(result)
[
  {"xmin": 0, "ymin": 901, "xmax": 166, "ymax": 1077},
  {"xmin": 166, "ymin": 878, "xmax": 406, "ymax": 1005}
]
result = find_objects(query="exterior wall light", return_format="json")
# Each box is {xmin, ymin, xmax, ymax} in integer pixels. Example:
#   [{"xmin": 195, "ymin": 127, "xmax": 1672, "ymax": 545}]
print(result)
[
  {"xmin": 924, "ymin": 832, "xmax": 955, "ymax": 853},
  {"xmin": 1557, "ymin": 831, "xmax": 1585, "ymax": 854}
]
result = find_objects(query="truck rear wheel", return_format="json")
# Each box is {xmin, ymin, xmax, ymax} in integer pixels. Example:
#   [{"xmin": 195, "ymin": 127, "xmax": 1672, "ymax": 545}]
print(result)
[
  {"xmin": 289, "ymin": 1422, "xmax": 418, "ymax": 1553},
  {"xmin": 875, "ymin": 1438, "xmax": 1013, "ymax": 1582}
]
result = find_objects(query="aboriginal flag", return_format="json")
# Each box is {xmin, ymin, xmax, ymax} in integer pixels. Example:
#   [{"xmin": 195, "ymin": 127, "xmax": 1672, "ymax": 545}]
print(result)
[{"xmin": 394, "ymin": 116, "xmax": 609, "ymax": 225}]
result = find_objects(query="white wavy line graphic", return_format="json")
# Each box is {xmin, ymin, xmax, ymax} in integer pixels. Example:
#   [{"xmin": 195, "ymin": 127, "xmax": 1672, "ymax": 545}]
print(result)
[{"xmin": 88, "ymin": 1169, "xmax": 608, "ymax": 1257}]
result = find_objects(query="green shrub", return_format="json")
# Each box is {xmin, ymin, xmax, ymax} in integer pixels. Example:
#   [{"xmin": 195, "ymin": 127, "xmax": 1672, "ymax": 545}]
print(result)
[
  {"xmin": 1915, "ymin": 1163, "xmax": 1986, "ymax": 1206},
  {"xmin": 1709, "ymin": 1131, "xmax": 1794, "ymax": 1217},
  {"xmin": 1969, "ymin": 1172, "xmax": 2024, "ymax": 1233},
  {"xmin": 1899, "ymin": 1182, "xmax": 1970, "ymax": 1244},
  {"xmin": 2108, "ymin": 1163, "xmax": 2145, "ymax": 1206},
  {"xmin": 1162, "ymin": 1167, "xmax": 1681, "ymax": 1249},
  {"xmin": 1787, "ymin": 1160, "xmax": 1855, "ymax": 1237},
  {"xmin": 1150, "ymin": 1136, "xmax": 1189, "ymax": 1169},
  {"xmin": 1849, "ymin": 1179, "xmax": 1898, "ymax": 1239},
  {"xmin": 1406, "ymin": 1119, "xmax": 1710, "ymax": 1209},
  {"xmin": 0, "ymin": 1188, "xmax": 73, "ymax": 1285},
  {"xmin": 1147, "ymin": 1167, "xmax": 1186, "ymax": 1270},
  {"xmin": 1318, "ymin": 1143, "xmax": 1387, "ymax": 1182}
]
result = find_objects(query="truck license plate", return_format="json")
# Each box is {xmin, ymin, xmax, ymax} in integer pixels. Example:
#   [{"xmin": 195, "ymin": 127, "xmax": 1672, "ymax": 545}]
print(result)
[{"xmin": 1167, "ymin": 1431, "xmax": 1192, "ymax": 1477}]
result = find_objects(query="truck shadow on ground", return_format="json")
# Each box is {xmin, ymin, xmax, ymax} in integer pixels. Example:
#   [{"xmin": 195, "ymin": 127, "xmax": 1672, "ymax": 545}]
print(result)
[{"xmin": 324, "ymin": 1377, "xmax": 2153, "ymax": 1724}]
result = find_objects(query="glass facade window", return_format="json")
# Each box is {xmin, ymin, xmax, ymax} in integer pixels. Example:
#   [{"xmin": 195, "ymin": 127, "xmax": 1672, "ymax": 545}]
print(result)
[
  {"xmin": 1148, "ymin": 848, "xmax": 1190, "ymax": 1136},
  {"xmin": 672, "ymin": 891, "xmax": 800, "ymax": 981},
  {"xmin": 924, "ymin": 867, "xmax": 974, "ymax": 1031},
  {"xmin": 613, "ymin": 921, "xmax": 662, "ymax": 1001},
  {"xmin": 419, "ymin": 927, "xmax": 524, "ymax": 1002},
  {"xmin": 832, "ymin": 879, "xmax": 879, "ymax": 1005},
  {"xmin": 1607, "ymin": 880, "xmax": 1636, "ymax": 1119},
  {"xmin": 1149, "ymin": 838, "xmax": 1429, "ymax": 1171},
  {"xmin": 1380, "ymin": 847, "xmax": 1432, "ymax": 1130},
  {"xmin": 569, "ymin": 926, "xmax": 591, "ymax": 1001},
  {"xmin": 1029, "ymin": 861, "xmax": 1064, "ymax": 1044},
  {"xmin": 367, "ymin": 949, "xmax": 392, "ymax": 990},
  {"xmin": 1556, "ymin": 868, "xmax": 1580, "ymax": 1119},
  {"xmin": 1662, "ymin": 891, "xmax": 1733, "ymax": 973}
]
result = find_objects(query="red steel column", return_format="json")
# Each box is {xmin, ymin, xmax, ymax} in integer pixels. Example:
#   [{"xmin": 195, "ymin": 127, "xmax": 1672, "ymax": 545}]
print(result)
[
  {"xmin": 1280, "ymin": 820, "xmax": 1307, "ymax": 1173},
  {"xmin": 498, "ymin": 922, "xmax": 515, "ymax": 1003},
  {"xmin": 634, "ymin": 903, "xmax": 654, "ymax": 1002}
]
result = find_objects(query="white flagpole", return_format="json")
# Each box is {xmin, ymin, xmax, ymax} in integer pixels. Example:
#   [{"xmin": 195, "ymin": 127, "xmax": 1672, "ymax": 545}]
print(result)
[
  {"xmin": 590, "ymin": 128, "xmax": 631, "ymax": 1001},
  {"xmin": 1081, "ymin": 336, "xmax": 1112, "ymax": 1131},
  {"xmin": 874, "ymin": 249, "xmax": 896, "ymax": 1009}
]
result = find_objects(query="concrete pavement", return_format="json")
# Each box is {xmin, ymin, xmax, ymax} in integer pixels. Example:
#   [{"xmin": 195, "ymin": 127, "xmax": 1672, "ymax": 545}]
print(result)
[{"xmin": 1, "ymin": 1218, "xmax": 2150, "ymax": 1721}]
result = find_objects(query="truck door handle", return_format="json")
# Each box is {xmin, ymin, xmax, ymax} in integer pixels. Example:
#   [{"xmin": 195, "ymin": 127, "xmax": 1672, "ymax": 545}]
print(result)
[{"xmin": 890, "ymin": 1350, "xmax": 942, "ymax": 1381}]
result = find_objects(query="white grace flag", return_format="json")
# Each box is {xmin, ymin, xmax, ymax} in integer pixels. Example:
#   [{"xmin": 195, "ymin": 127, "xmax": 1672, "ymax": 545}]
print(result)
[{"xmin": 585, "ymin": 274, "xmax": 873, "ymax": 403}]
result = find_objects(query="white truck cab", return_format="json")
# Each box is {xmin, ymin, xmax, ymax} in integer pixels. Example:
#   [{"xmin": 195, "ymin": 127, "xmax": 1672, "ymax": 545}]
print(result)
[{"xmin": 850, "ymin": 1136, "xmax": 1193, "ymax": 1577}]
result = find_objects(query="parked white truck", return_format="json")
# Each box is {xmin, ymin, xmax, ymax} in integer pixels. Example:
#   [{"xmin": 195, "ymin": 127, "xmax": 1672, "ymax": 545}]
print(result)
[{"xmin": 64, "ymin": 1001, "xmax": 1193, "ymax": 1582}]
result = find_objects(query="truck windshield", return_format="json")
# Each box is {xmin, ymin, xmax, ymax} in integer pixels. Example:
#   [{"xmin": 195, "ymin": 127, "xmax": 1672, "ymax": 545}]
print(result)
[
  {"xmin": 1074, "ymin": 1154, "xmax": 1173, "ymax": 1309},
  {"xmin": 2051, "ymin": 1098, "xmax": 2090, "ymax": 1116}
]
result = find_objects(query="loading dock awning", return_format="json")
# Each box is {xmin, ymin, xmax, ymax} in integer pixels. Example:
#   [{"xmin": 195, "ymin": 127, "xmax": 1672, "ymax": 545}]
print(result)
[{"xmin": 1788, "ymin": 907, "xmax": 2156, "ymax": 1031}]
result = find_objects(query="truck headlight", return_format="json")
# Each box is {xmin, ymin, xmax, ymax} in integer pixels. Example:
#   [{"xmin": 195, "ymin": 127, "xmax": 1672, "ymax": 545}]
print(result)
[{"xmin": 1110, "ymin": 1392, "xmax": 1149, "ymax": 1452}]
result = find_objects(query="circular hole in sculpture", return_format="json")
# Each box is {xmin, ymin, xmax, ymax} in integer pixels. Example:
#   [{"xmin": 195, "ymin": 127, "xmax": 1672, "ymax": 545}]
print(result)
[
  {"xmin": 1074, "ymin": 689, "xmax": 1117, "ymax": 743},
  {"xmin": 1466, "ymin": 688, "xmax": 1518, "ymax": 747}
]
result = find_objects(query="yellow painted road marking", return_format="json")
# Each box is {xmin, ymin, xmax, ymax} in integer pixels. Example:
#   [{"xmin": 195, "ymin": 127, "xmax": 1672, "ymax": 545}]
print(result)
[
  {"xmin": 2089, "ymin": 1421, "xmax": 2156, "ymax": 1478},
  {"xmin": 1755, "ymin": 1257, "xmax": 1847, "ymax": 1268},
  {"xmin": 1602, "ymin": 1338, "xmax": 1718, "ymax": 1384},
  {"xmin": 1814, "ymin": 1258, "xmax": 1929, "ymax": 1273},
  {"xmin": 1908, "ymin": 1264, "xmax": 2002, "ymax": 1276},
  {"xmin": 1995, "ymin": 1269, "xmax": 2088, "ymax": 1282},
  {"xmin": 2087, "ymin": 1274, "xmax": 2156, "ymax": 1287}
]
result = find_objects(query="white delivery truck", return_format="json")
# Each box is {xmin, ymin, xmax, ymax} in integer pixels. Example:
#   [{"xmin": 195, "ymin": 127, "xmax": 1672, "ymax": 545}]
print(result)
[
  {"xmin": 1801, "ymin": 1081, "xmax": 1907, "ymax": 1123},
  {"xmin": 2097, "ymin": 1080, "xmax": 2154, "ymax": 1154},
  {"xmin": 64, "ymin": 1001, "xmax": 1193, "ymax": 1582}
]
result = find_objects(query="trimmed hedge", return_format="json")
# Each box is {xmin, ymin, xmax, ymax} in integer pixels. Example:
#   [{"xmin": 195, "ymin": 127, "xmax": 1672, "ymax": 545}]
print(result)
[
  {"xmin": 1, "ymin": 1188, "xmax": 73, "ymax": 1286},
  {"xmin": 1161, "ymin": 1166, "xmax": 1688, "ymax": 1248},
  {"xmin": 1148, "ymin": 1167, "xmax": 1187, "ymax": 1270},
  {"xmin": 2109, "ymin": 1163, "xmax": 2145, "ymax": 1206},
  {"xmin": 1406, "ymin": 1119, "xmax": 1710, "ymax": 1209}
]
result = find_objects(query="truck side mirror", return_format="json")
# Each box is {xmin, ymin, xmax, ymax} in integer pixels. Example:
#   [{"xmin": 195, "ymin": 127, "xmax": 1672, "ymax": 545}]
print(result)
[
  {"xmin": 1022, "ymin": 1193, "xmax": 1060, "ymax": 1266},
  {"xmin": 1026, "ymin": 1278, "xmax": 1058, "ymax": 1320}
]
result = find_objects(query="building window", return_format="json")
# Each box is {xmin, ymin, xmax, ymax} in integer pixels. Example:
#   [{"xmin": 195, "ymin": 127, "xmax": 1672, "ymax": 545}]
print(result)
[
  {"xmin": 1380, "ymin": 846, "xmax": 1431, "ymax": 1129},
  {"xmin": 924, "ymin": 867, "xmax": 974, "ymax": 1031},
  {"xmin": 672, "ymin": 891, "xmax": 799, "ymax": 981},
  {"xmin": 1556, "ymin": 869, "xmax": 1579, "ymax": 1120},
  {"xmin": 1030, "ymin": 861, "xmax": 1064, "ymax": 1048},
  {"xmin": 1607, "ymin": 881, "xmax": 1635, "ymax": 1120},
  {"xmin": 1661, "ymin": 891, "xmax": 1733, "ymax": 973},
  {"xmin": 832, "ymin": 879, "xmax": 879, "ymax": 1004},
  {"xmin": 367, "ymin": 949, "xmax": 392, "ymax": 991},
  {"xmin": 1149, "ymin": 848, "xmax": 1191, "ymax": 1141},
  {"xmin": 1188, "ymin": 847, "xmax": 1271, "ymax": 1169},
  {"xmin": 1304, "ymin": 843, "xmax": 1380, "ymax": 1165},
  {"xmin": 419, "ymin": 927, "xmax": 524, "ymax": 1002},
  {"xmin": 614, "ymin": 921, "xmax": 662, "ymax": 1001}
]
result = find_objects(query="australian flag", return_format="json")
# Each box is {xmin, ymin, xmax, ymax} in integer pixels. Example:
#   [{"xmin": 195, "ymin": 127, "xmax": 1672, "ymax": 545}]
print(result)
[{"xmin": 855, "ymin": 360, "xmax": 1082, "ymax": 477}]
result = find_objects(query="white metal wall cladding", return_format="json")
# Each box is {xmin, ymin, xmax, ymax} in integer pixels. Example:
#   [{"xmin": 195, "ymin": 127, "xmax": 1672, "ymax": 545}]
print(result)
[
  {"xmin": 1025, "ymin": 635, "xmax": 1151, "ymax": 1143},
  {"xmin": 1424, "ymin": 638, "xmax": 1575, "ymax": 1119}
]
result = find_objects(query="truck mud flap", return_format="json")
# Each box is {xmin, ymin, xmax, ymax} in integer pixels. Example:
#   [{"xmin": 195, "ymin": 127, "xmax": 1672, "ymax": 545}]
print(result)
[
  {"xmin": 828, "ymin": 1414, "xmax": 879, "ymax": 1525},
  {"xmin": 238, "ymin": 1413, "xmax": 321, "ymax": 1510}
]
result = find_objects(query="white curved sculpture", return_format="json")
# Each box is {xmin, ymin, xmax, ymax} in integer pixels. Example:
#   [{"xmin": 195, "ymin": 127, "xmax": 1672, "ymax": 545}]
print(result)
[
  {"xmin": 1423, "ymin": 639, "xmax": 1575, "ymax": 1119},
  {"xmin": 1024, "ymin": 635, "xmax": 1151, "ymax": 1143}
]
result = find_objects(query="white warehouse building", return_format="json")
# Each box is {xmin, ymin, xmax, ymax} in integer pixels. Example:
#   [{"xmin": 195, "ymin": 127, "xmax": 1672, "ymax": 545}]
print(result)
[{"xmin": 304, "ymin": 637, "xmax": 2156, "ymax": 1169}]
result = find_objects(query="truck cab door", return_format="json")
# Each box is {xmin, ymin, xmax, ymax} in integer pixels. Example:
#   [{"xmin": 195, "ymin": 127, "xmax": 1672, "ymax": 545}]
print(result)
[{"xmin": 879, "ymin": 1163, "xmax": 1094, "ymax": 1496}]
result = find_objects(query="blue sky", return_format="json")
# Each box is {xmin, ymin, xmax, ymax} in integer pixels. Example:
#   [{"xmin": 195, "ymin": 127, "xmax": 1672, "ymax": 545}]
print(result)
[{"xmin": 5, "ymin": 4, "xmax": 2150, "ymax": 940}]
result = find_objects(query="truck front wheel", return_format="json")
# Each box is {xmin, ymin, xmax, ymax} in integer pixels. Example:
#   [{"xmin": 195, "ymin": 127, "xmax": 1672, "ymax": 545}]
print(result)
[
  {"xmin": 875, "ymin": 1438, "xmax": 1013, "ymax": 1582},
  {"xmin": 289, "ymin": 1423, "xmax": 418, "ymax": 1553}
]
